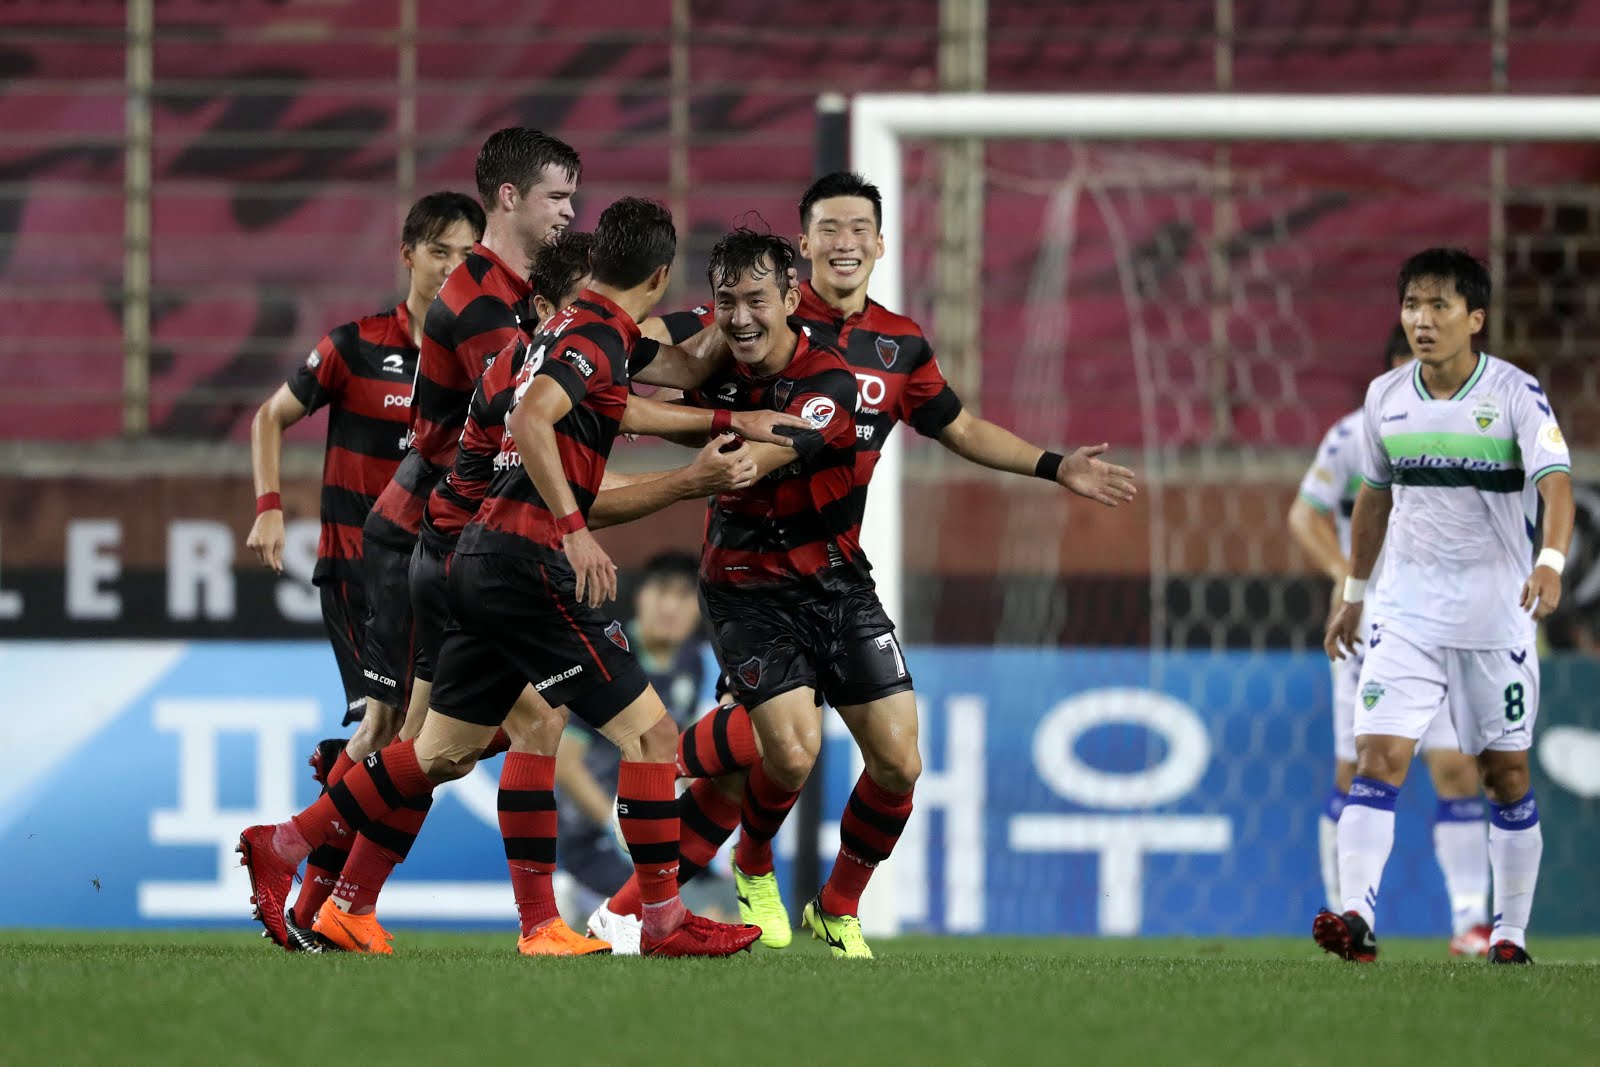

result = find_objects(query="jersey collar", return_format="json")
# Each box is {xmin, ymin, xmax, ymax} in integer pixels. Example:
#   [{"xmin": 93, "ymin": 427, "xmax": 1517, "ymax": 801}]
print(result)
[
  {"xmin": 798, "ymin": 280, "xmax": 873, "ymax": 325},
  {"xmin": 1412, "ymin": 351, "xmax": 1487, "ymax": 402},
  {"xmin": 472, "ymin": 241, "xmax": 533, "ymax": 298},
  {"xmin": 571, "ymin": 289, "xmax": 642, "ymax": 348},
  {"xmin": 392, "ymin": 301, "xmax": 414, "ymax": 347}
]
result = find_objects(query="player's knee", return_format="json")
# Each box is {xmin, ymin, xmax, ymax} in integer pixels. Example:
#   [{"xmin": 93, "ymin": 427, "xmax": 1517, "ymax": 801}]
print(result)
[
  {"xmin": 763, "ymin": 740, "xmax": 818, "ymax": 791},
  {"xmin": 414, "ymin": 749, "xmax": 476, "ymax": 784},
  {"xmin": 636, "ymin": 714, "xmax": 680, "ymax": 764},
  {"xmin": 713, "ymin": 770, "xmax": 748, "ymax": 802},
  {"xmin": 867, "ymin": 748, "xmax": 921, "ymax": 794},
  {"xmin": 1479, "ymin": 759, "xmax": 1530, "ymax": 806},
  {"xmin": 1353, "ymin": 738, "xmax": 1410, "ymax": 785}
]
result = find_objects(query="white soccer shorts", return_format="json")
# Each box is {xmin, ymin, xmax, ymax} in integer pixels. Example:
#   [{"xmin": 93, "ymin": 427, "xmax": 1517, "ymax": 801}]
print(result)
[
  {"xmin": 1332, "ymin": 651, "xmax": 1461, "ymax": 762},
  {"xmin": 1353, "ymin": 622, "xmax": 1539, "ymax": 755}
]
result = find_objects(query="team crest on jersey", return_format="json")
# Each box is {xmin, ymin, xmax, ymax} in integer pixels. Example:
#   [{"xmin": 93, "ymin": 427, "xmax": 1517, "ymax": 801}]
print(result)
[
  {"xmin": 875, "ymin": 336, "xmax": 900, "ymax": 368},
  {"xmin": 1471, "ymin": 398, "xmax": 1500, "ymax": 432},
  {"xmin": 1540, "ymin": 422, "xmax": 1568, "ymax": 453},
  {"xmin": 736, "ymin": 655, "xmax": 763, "ymax": 689},
  {"xmin": 1361, "ymin": 681, "xmax": 1385, "ymax": 710},
  {"xmin": 771, "ymin": 379, "xmax": 795, "ymax": 412},
  {"xmin": 605, "ymin": 621, "xmax": 629, "ymax": 651}
]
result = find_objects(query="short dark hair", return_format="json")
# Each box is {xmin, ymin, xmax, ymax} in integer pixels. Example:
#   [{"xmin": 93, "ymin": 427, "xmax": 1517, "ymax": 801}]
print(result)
[
  {"xmin": 474, "ymin": 127, "xmax": 582, "ymax": 206},
  {"xmin": 591, "ymin": 198, "xmax": 676, "ymax": 289},
  {"xmin": 1382, "ymin": 323, "xmax": 1411, "ymax": 370},
  {"xmin": 707, "ymin": 227, "xmax": 796, "ymax": 294},
  {"xmin": 799, "ymin": 171, "xmax": 882, "ymax": 231},
  {"xmin": 639, "ymin": 550, "xmax": 698, "ymax": 588},
  {"xmin": 1396, "ymin": 247, "xmax": 1490, "ymax": 313},
  {"xmin": 400, "ymin": 191, "xmax": 485, "ymax": 249},
  {"xmin": 531, "ymin": 230, "xmax": 594, "ymax": 309}
]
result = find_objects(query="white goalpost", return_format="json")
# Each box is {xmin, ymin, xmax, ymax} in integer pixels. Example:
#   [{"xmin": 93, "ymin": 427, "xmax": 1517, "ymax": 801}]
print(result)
[{"xmin": 846, "ymin": 93, "xmax": 1600, "ymax": 938}]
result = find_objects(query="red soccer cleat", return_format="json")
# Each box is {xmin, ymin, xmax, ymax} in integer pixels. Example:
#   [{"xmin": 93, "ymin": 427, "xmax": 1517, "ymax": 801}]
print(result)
[
  {"xmin": 641, "ymin": 912, "xmax": 761, "ymax": 958},
  {"xmin": 1312, "ymin": 908, "xmax": 1378, "ymax": 963},
  {"xmin": 237, "ymin": 825, "xmax": 297, "ymax": 949},
  {"xmin": 1448, "ymin": 923, "xmax": 1492, "ymax": 958}
]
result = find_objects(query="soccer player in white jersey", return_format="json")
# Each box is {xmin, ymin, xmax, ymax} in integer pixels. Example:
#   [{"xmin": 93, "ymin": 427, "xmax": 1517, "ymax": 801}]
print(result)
[
  {"xmin": 1317, "ymin": 248, "xmax": 1573, "ymax": 965},
  {"xmin": 1290, "ymin": 324, "xmax": 1493, "ymax": 957}
]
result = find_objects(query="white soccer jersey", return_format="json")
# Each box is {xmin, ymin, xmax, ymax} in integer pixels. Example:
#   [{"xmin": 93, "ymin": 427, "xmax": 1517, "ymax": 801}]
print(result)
[{"xmin": 1360, "ymin": 352, "xmax": 1571, "ymax": 649}]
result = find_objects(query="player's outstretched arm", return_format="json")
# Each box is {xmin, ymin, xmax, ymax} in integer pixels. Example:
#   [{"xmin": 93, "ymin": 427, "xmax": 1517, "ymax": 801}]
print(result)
[
  {"xmin": 632, "ymin": 328, "xmax": 732, "ymax": 390},
  {"xmin": 246, "ymin": 383, "xmax": 310, "ymax": 574},
  {"xmin": 1324, "ymin": 483, "xmax": 1393, "ymax": 661},
  {"xmin": 508, "ymin": 376, "xmax": 616, "ymax": 607},
  {"xmin": 588, "ymin": 435, "xmax": 759, "ymax": 529},
  {"xmin": 618, "ymin": 393, "xmax": 810, "ymax": 446},
  {"xmin": 1523, "ymin": 470, "xmax": 1575, "ymax": 621},
  {"xmin": 936, "ymin": 410, "xmax": 1136, "ymax": 506}
]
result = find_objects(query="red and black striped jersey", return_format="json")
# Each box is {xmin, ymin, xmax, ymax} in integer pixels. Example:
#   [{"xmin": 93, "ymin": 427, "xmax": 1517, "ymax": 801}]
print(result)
[
  {"xmin": 365, "ymin": 243, "xmax": 533, "ymax": 551},
  {"xmin": 284, "ymin": 302, "xmax": 418, "ymax": 583},
  {"xmin": 455, "ymin": 291, "xmax": 643, "ymax": 558},
  {"xmin": 794, "ymin": 281, "xmax": 962, "ymax": 486},
  {"xmin": 687, "ymin": 324, "xmax": 866, "ymax": 597}
]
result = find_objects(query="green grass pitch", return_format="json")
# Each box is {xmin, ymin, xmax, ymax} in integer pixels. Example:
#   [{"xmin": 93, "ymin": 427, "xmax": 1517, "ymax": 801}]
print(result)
[{"xmin": 4, "ymin": 930, "xmax": 1598, "ymax": 1065}]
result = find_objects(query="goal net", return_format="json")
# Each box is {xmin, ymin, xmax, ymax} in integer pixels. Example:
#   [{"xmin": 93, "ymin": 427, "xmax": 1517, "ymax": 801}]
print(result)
[{"xmin": 836, "ymin": 95, "xmax": 1600, "ymax": 937}]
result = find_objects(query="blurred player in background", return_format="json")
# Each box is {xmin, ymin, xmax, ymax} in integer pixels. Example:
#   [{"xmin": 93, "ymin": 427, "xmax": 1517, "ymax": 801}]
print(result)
[
  {"xmin": 554, "ymin": 551, "xmax": 724, "ymax": 922},
  {"xmin": 1319, "ymin": 248, "xmax": 1574, "ymax": 965},
  {"xmin": 589, "ymin": 173, "xmax": 1137, "ymax": 953},
  {"xmin": 1289, "ymin": 324, "xmax": 1492, "ymax": 956}
]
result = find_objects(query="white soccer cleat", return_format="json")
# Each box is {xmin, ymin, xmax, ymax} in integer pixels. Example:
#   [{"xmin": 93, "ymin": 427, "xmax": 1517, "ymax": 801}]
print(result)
[{"xmin": 586, "ymin": 897, "xmax": 642, "ymax": 956}]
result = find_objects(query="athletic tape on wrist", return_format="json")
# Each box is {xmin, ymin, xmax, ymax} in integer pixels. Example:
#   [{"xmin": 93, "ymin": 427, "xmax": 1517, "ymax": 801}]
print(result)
[
  {"xmin": 1536, "ymin": 547, "xmax": 1566, "ymax": 575},
  {"xmin": 1034, "ymin": 451, "xmax": 1065, "ymax": 481}
]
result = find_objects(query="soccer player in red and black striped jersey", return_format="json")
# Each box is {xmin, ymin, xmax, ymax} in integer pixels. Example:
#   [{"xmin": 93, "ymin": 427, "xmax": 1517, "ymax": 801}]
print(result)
[
  {"xmin": 354, "ymin": 128, "xmax": 581, "ymax": 769},
  {"xmin": 238, "ymin": 198, "xmax": 762, "ymax": 959},
  {"xmin": 592, "ymin": 179, "xmax": 1141, "ymax": 956},
  {"xmin": 246, "ymin": 191, "xmax": 483, "ymax": 723},
  {"xmin": 244, "ymin": 191, "xmax": 482, "ymax": 953}
]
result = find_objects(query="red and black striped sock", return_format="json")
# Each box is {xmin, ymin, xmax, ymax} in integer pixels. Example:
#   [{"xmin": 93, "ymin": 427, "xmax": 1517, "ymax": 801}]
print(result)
[
  {"xmin": 497, "ymin": 752, "xmax": 560, "ymax": 937},
  {"xmin": 331, "ymin": 793, "xmax": 433, "ymax": 915},
  {"xmin": 819, "ymin": 773, "xmax": 914, "ymax": 917},
  {"xmin": 677, "ymin": 703, "xmax": 759, "ymax": 779},
  {"xmin": 290, "ymin": 843, "xmax": 349, "ymax": 928},
  {"xmin": 616, "ymin": 761, "xmax": 680, "ymax": 905},
  {"xmin": 678, "ymin": 778, "xmax": 742, "ymax": 884},
  {"xmin": 328, "ymin": 749, "xmax": 356, "ymax": 787},
  {"xmin": 289, "ymin": 739, "xmax": 432, "ymax": 853},
  {"xmin": 735, "ymin": 760, "xmax": 801, "ymax": 876}
]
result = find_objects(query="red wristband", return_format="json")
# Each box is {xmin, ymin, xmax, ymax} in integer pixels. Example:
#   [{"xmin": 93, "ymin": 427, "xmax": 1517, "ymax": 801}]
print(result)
[
  {"xmin": 554, "ymin": 510, "xmax": 586, "ymax": 536},
  {"xmin": 256, "ymin": 492, "xmax": 282, "ymax": 515},
  {"xmin": 711, "ymin": 408, "xmax": 733, "ymax": 434}
]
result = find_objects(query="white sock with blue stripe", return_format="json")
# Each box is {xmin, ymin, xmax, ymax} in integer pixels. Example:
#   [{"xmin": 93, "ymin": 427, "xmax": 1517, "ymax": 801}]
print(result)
[
  {"xmin": 1433, "ymin": 796, "xmax": 1490, "ymax": 935},
  {"xmin": 1338, "ymin": 776, "xmax": 1399, "ymax": 928},
  {"xmin": 1488, "ymin": 790, "xmax": 1542, "ymax": 949}
]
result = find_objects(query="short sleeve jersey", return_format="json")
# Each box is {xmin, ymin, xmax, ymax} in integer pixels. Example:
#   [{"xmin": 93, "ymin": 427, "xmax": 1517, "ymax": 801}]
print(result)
[
  {"xmin": 284, "ymin": 302, "xmax": 418, "ymax": 583},
  {"xmin": 1359, "ymin": 353, "xmax": 1571, "ymax": 648},
  {"xmin": 455, "ymin": 291, "xmax": 639, "ymax": 558},
  {"xmin": 687, "ymin": 323, "xmax": 866, "ymax": 597},
  {"xmin": 365, "ymin": 243, "xmax": 533, "ymax": 551}
]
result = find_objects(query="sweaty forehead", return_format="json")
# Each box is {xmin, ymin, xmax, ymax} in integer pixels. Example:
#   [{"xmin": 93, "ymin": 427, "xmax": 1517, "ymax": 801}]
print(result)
[
  {"xmin": 807, "ymin": 196, "xmax": 876, "ymax": 229},
  {"xmin": 1403, "ymin": 276, "xmax": 1463, "ymax": 302},
  {"xmin": 715, "ymin": 262, "xmax": 781, "ymax": 297}
]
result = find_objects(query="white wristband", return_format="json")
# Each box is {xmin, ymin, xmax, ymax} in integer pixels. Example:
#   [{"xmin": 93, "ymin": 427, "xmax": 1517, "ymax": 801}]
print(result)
[
  {"xmin": 1342, "ymin": 576, "xmax": 1367, "ymax": 603},
  {"xmin": 1536, "ymin": 548, "xmax": 1567, "ymax": 575}
]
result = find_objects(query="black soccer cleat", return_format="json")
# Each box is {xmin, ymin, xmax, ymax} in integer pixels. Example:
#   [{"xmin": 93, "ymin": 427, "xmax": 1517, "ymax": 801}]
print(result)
[
  {"xmin": 1312, "ymin": 908, "xmax": 1378, "ymax": 962},
  {"xmin": 308, "ymin": 738, "xmax": 348, "ymax": 791},
  {"xmin": 283, "ymin": 903, "xmax": 330, "ymax": 954},
  {"xmin": 1488, "ymin": 940, "xmax": 1533, "ymax": 965}
]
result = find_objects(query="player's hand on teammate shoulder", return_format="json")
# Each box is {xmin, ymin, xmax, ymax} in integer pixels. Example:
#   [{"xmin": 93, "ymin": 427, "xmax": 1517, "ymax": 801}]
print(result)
[
  {"xmin": 729, "ymin": 409, "xmax": 811, "ymax": 447},
  {"xmin": 689, "ymin": 433, "xmax": 760, "ymax": 494},
  {"xmin": 1521, "ymin": 564, "xmax": 1562, "ymax": 621},
  {"xmin": 1324, "ymin": 601, "xmax": 1363, "ymax": 661},
  {"xmin": 563, "ymin": 527, "xmax": 618, "ymax": 607},
  {"xmin": 246, "ymin": 510, "xmax": 287, "ymax": 574},
  {"xmin": 1058, "ymin": 443, "xmax": 1137, "ymax": 506}
]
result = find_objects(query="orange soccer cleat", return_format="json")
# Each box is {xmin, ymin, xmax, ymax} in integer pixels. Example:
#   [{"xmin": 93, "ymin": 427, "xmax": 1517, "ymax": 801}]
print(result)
[
  {"xmin": 314, "ymin": 898, "xmax": 395, "ymax": 955},
  {"xmin": 516, "ymin": 917, "xmax": 613, "ymax": 957}
]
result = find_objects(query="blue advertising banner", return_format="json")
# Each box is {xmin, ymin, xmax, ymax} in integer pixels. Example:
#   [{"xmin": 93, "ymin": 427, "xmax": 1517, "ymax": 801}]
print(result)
[{"xmin": 2, "ymin": 643, "xmax": 1595, "ymax": 936}]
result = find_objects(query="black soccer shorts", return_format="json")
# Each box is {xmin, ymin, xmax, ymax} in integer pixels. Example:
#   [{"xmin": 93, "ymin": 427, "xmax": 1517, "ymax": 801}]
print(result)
[
  {"xmin": 407, "ymin": 539, "xmax": 451, "ymax": 685},
  {"xmin": 359, "ymin": 532, "xmax": 415, "ymax": 709},
  {"xmin": 318, "ymin": 577, "xmax": 369, "ymax": 725},
  {"xmin": 428, "ymin": 549, "xmax": 648, "ymax": 730},
  {"xmin": 700, "ymin": 582, "xmax": 914, "ymax": 710}
]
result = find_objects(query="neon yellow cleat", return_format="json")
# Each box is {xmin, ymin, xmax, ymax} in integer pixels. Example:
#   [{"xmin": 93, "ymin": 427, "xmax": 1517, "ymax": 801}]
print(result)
[
  {"xmin": 732, "ymin": 862, "xmax": 792, "ymax": 949},
  {"xmin": 802, "ymin": 894, "xmax": 873, "ymax": 959}
]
